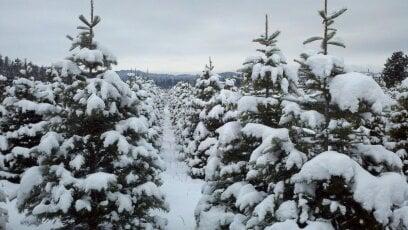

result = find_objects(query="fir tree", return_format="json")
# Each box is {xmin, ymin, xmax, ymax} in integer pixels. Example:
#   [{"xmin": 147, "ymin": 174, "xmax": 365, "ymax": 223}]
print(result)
[
  {"xmin": 185, "ymin": 58, "xmax": 222, "ymax": 179},
  {"xmin": 196, "ymin": 16, "xmax": 305, "ymax": 229},
  {"xmin": 382, "ymin": 51, "xmax": 408, "ymax": 88},
  {"xmin": 239, "ymin": 15, "xmax": 297, "ymax": 128},
  {"xmin": 276, "ymin": 1, "xmax": 408, "ymax": 229},
  {"xmin": 0, "ymin": 68, "xmax": 58, "ymax": 183},
  {"xmin": 168, "ymin": 82, "xmax": 195, "ymax": 160},
  {"xmin": 17, "ymin": 1, "xmax": 167, "ymax": 229},
  {"xmin": 388, "ymin": 78, "xmax": 408, "ymax": 175}
]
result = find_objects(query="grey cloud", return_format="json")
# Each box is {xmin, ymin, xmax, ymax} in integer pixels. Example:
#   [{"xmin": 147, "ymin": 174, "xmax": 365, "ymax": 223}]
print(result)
[{"xmin": 0, "ymin": 0, "xmax": 407, "ymax": 73}]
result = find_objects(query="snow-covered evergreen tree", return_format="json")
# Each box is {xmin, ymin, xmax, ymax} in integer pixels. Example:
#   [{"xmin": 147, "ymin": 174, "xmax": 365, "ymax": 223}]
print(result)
[
  {"xmin": 128, "ymin": 76, "xmax": 164, "ymax": 151},
  {"xmin": 0, "ymin": 69, "xmax": 59, "ymax": 183},
  {"xmin": 239, "ymin": 15, "xmax": 297, "ymax": 128},
  {"xmin": 185, "ymin": 58, "xmax": 222, "ymax": 179},
  {"xmin": 273, "ymin": 1, "xmax": 408, "ymax": 229},
  {"xmin": 382, "ymin": 51, "xmax": 408, "ymax": 88},
  {"xmin": 168, "ymin": 82, "xmax": 195, "ymax": 159},
  {"xmin": 388, "ymin": 78, "xmax": 408, "ymax": 175},
  {"xmin": 195, "ymin": 16, "xmax": 305, "ymax": 229},
  {"xmin": 17, "ymin": 2, "xmax": 167, "ymax": 229}
]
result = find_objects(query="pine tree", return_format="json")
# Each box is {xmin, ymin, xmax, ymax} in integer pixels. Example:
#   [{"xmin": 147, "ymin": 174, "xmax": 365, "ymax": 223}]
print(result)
[
  {"xmin": 239, "ymin": 15, "xmax": 297, "ymax": 128},
  {"xmin": 0, "ymin": 67, "xmax": 58, "ymax": 183},
  {"xmin": 168, "ymin": 82, "xmax": 195, "ymax": 159},
  {"xmin": 17, "ymin": 1, "xmax": 167, "ymax": 229},
  {"xmin": 185, "ymin": 58, "xmax": 222, "ymax": 179},
  {"xmin": 388, "ymin": 78, "xmax": 408, "ymax": 175},
  {"xmin": 274, "ymin": 1, "xmax": 408, "ymax": 229},
  {"xmin": 382, "ymin": 51, "xmax": 408, "ymax": 88},
  {"xmin": 195, "ymin": 16, "xmax": 305, "ymax": 229}
]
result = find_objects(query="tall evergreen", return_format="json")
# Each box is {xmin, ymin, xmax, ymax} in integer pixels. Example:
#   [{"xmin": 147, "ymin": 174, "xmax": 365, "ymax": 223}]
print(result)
[
  {"xmin": 0, "ymin": 66, "xmax": 58, "ymax": 183},
  {"xmin": 239, "ymin": 15, "xmax": 297, "ymax": 127},
  {"xmin": 168, "ymin": 82, "xmax": 195, "ymax": 159},
  {"xmin": 185, "ymin": 58, "xmax": 222, "ymax": 179},
  {"xmin": 195, "ymin": 16, "xmax": 304, "ymax": 229},
  {"xmin": 388, "ymin": 78, "xmax": 408, "ymax": 175},
  {"xmin": 382, "ymin": 51, "xmax": 408, "ymax": 88},
  {"xmin": 276, "ymin": 1, "xmax": 408, "ymax": 229},
  {"xmin": 17, "ymin": 1, "xmax": 167, "ymax": 229}
]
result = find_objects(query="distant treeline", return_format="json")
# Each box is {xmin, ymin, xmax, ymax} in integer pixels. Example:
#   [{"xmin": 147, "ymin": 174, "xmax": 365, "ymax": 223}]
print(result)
[
  {"xmin": 117, "ymin": 70, "xmax": 242, "ymax": 89},
  {"xmin": 0, "ymin": 54, "xmax": 48, "ymax": 82},
  {"xmin": 0, "ymin": 54, "xmax": 243, "ymax": 89}
]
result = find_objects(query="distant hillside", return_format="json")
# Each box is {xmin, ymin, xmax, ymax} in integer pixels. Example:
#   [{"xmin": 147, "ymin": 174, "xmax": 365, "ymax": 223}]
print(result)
[{"xmin": 117, "ymin": 70, "xmax": 241, "ymax": 89}]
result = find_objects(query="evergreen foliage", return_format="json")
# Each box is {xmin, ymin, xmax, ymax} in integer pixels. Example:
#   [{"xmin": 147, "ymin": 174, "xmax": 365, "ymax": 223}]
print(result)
[
  {"xmin": 382, "ymin": 51, "xmax": 408, "ymax": 88},
  {"xmin": 0, "ymin": 67, "xmax": 59, "ymax": 183},
  {"xmin": 388, "ymin": 78, "xmax": 408, "ymax": 175},
  {"xmin": 16, "ymin": 1, "xmax": 167, "ymax": 229},
  {"xmin": 185, "ymin": 58, "xmax": 222, "ymax": 179}
]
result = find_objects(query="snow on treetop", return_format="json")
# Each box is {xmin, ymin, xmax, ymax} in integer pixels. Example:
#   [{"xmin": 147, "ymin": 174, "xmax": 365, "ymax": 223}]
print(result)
[
  {"xmin": 12, "ymin": 78, "xmax": 35, "ymax": 88},
  {"xmin": 17, "ymin": 166, "xmax": 43, "ymax": 208},
  {"xmin": 329, "ymin": 72, "xmax": 392, "ymax": 113},
  {"xmin": 221, "ymin": 182, "xmax": 265, "ymax": 212},
  {"xmin": 53, "ymin": 60, "xmax": 81, "ymax": 77},
  {"xmin": 217, "ymin": 89, "xmax": 241, "ymax": 106},
  {"xmin": 207, "ymin": 105, "xmax": 224, "ymax": 120},
  {"xmin": 103, "ymin": 70, "xmax": 133, "ymax": 97},
  {"xmin": 94, "ymin": 41, "xmax": 117, "ymax": 64},
  {"xmin": 242, "ymin": 123, "xmax": 289, "ymax": 142},
  {"xmin": 292, "ymin": 151, "xmax": 356, "ymax": 183},
  {"xmin": 292, "ymin": 151, "xmax": 408, "ymax": 225},
  {"xmin": 13, "ymin": 100, "xmax": 59, "ymax": 115},
  {"xmin": 115, "ymin": 117, "xmax": 149, "ymax": 134},
  {"xmin": 306, "ymin": 54, "xmax": 344, "ymax": 79},
  {"xmin": 238, "ymin": 96, "xmax": 279, "ymax": 113},
  {"xmin": 354, "ymin": 144, "xmax": 403, "ymax": 171},
  {"xmin": 86, "ymin": 94, "xmax": 105, "ymax": 115},
  {"xmin": 80, "ymin": 172, "xmax": 117, "ymax": 192},
  {"xmin": 242, "ymin": 123, "xmax": 305, "ymax": 170},
  {"xmin": 251, "ymin": 63, "xmax": 284, "ymax": 82},
  {"xmin": 216, "ymin": 121, "xmax": 241, "ymax": 145},
  {"xmin": 73, "ymin": 48, "xmax": 104, "ymax": 65}
]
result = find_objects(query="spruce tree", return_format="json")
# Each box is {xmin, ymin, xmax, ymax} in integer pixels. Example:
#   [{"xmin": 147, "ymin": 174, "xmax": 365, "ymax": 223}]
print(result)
[
  {"xmin": 275, "ymin": 1, "xmax": 408, "ymax": 229},
  {"xmin": 168, "ymin": 82, "xmax": 195, "ymax": 159},
  {"xmin": 185, "ymin": 58, "xmax": 222, "ymax": 179},
  {"xmin": 239, "ymin": 15, "xmax": 297, "ymax": 128},
  {"xmin": 0, "ymin": 68, "xmax": 58, "ymax": 183},
  {"xmin": 16, "ymin": 1, "xmax": 167, "ymax": 229},
  {"xmin": 388, "ymin": 78, "xmax": 408, "ymax": 175},
  {"xmin": 382, "ymin": 51, "xmax": 408, "ymax": 88},
  {"xmin": 196, "ymin": 16, "xmax": 305, "ymax": 229}
]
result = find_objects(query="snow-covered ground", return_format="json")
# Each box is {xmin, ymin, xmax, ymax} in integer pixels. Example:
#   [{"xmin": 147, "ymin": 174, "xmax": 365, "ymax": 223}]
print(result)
[{"xmin": 157, "ymin": 106, "xmax": 204, "ymax": 230}]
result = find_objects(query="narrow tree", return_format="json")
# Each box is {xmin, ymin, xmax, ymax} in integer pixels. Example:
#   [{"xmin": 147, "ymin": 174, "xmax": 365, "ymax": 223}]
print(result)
[
  {"xmin": 388, "ymin": 78, "xmax": 408, "ymax": 174},
  {"xmin": 185, "ymin": 58, "xmax": 222, "ymax": 179}
]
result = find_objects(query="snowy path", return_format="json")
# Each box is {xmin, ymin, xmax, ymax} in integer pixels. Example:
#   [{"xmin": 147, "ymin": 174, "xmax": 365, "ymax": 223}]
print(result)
[{"xmin": 158, "ymin": 106, "xmax": 204, "ymax": 230}]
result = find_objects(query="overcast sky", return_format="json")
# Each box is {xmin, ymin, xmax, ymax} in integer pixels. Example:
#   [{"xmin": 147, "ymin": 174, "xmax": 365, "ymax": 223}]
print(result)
[{"xmin": 0, "ymin": 0, "xmax": 407, "ymax": 73}]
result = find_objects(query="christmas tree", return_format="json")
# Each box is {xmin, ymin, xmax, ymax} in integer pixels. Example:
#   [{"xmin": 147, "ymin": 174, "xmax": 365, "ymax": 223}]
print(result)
[{"xmin": 17, "ymin": 1, "xmax": 167, "ymax": 229}]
